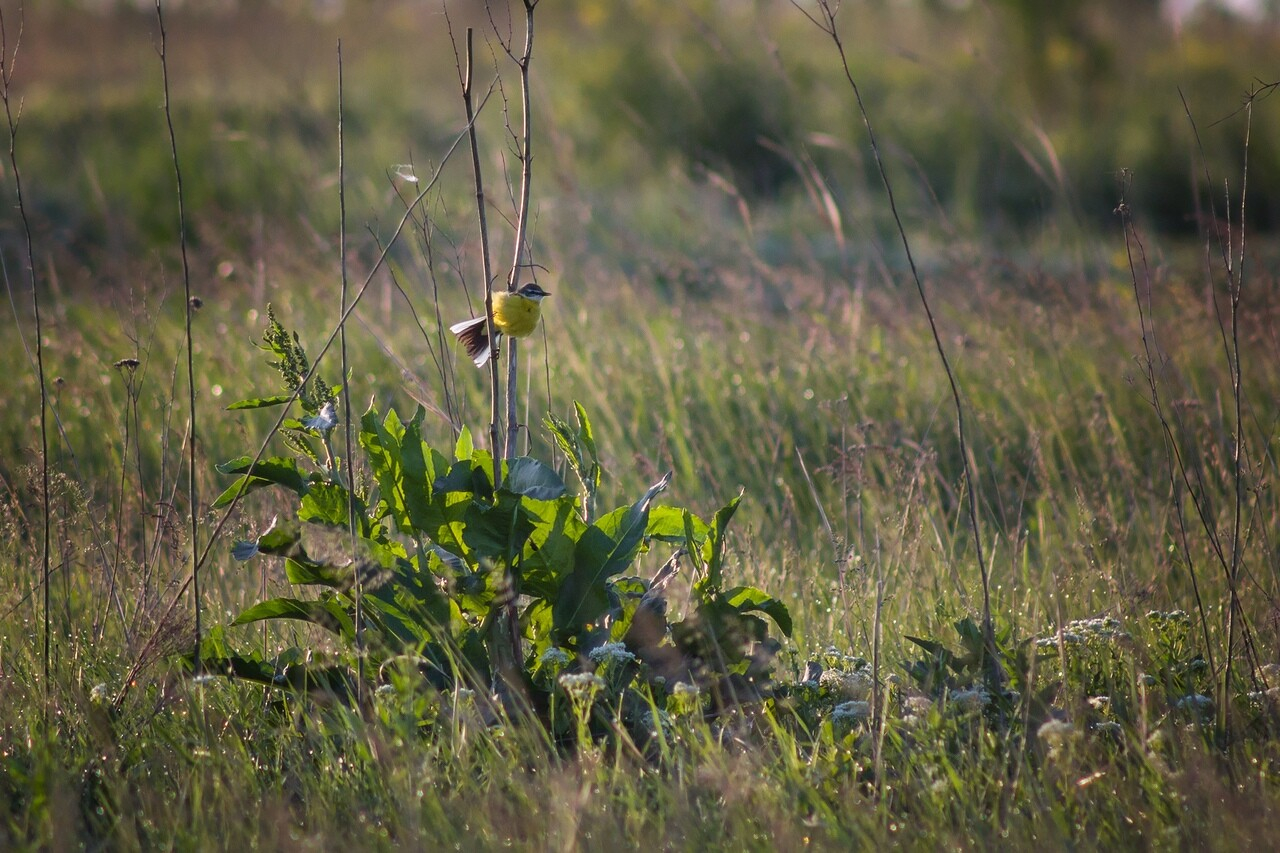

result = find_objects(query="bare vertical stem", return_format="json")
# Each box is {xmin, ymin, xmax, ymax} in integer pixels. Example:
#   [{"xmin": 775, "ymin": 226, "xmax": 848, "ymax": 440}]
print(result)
[
  {"xmin": 461, "ymin": 27, "xmax": 504, "ymax": 486},
  {"xmin": 1223, "ymin": 98, "xmax": 1250, "ymax": 730},
  {"xmin": 155, "ymin": 0, "xmax": 202, "ymax": 673},
  {"xmin": 504, "ymin": 0, "xmax": 537, "ymax": 461},
  {"xmin": 0, "ymin": 9, "xmax": 51, "ymax": 699},
  {"xmin": 797, "ymin": 0, "xmax": 1000, "ymax": 687},
  {"xmin": 336, "ymin": 40, "xmax": 364, "ymax": 706}
]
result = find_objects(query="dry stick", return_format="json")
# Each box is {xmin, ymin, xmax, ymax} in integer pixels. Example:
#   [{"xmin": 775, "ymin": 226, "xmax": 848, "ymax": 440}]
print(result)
[
  {"xmin": 1115, "ymin": 193, "xmax": 1218, "ymax": 694},
  {"xmin": 114, "ymin": 126, "xmax": 468, "ymax": 710},
  {"xmin": 797, "ymin": 0, "xmax": 1000, "ymax": 686},
  {"xmin": 154, "ymin": 0, "xmax": 202, "ymax": 673},
  {"xmin": 0, "ymin": 9, "xmax": 52, "ymax": 699},
  {"xmin": 503, "ymin": 0, "xmax": 537, "ymax": 462},
  {"xmin": 336, "ymin": 41, "xmax": 364, "ymax": 707},
  {"xmin": 1180, "ymin": 89, "xmax": 1266, "ymax": 722},
  {"xmin": 461, "ymin": 27, "xmax": 505, "ymax": 488},
  {"xmin": 1223, "ymin": 99, "xmax": 1250, "ymax": 727},
  {"xmin": 491, "ymin": 0, "xmax": 539, "ymax": 693}
]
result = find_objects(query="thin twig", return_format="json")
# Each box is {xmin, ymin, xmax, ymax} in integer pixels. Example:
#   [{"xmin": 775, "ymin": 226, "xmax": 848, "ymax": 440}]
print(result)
[
  {"xmin": 797, "ymin": 0, "xmax": 1000, "ymax": 687},
  {"xmin": 155, "ymin": 0, "xmax": 202, "ymax": 673},
  {"xmin": 458, "ymin": 25, "xmax": 505, "ymax": 483},
  {"xmin": 503, "ymin": 0, "xmax": 538, "ymax": 461},
  {"xmin": 336, "ymin": 40, "xmax": 364, "ymax": 707},
  {"xmin": 0, "ymin": 7, "xmax": 53, "ymax": 702}
]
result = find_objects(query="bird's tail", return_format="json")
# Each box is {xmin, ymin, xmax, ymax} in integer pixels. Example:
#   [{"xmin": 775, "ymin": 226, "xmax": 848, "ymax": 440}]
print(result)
[{"xmin": 449, "ymin": 316, "xmax": 492, "ymax": 367}]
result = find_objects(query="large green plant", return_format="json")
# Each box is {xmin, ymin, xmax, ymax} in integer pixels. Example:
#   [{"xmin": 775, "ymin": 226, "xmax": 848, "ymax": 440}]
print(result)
[{"xmin": 197, "ymin": 311, "xmax": 791, "ymax": 738}]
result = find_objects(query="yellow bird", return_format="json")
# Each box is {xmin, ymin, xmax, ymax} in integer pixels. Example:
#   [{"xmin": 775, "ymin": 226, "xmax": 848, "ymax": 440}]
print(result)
[{"xmin": 450, "ymin": 282, "xmax": 551, "ymax": 367}]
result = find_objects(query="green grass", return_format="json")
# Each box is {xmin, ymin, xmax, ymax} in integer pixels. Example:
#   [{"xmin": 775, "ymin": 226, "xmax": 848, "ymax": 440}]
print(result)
[{"xmin": 2, "ymin": 2, "xmax": 1280, "ymax": 850}]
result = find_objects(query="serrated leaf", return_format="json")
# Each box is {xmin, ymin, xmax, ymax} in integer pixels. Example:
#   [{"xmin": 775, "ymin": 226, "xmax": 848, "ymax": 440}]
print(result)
[{"xmin": 299, "ymin": 483, "xmax": 362, "ymax": 530}]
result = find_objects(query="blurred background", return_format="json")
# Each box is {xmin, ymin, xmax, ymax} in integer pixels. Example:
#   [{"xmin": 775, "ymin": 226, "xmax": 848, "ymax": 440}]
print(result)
[{"xmin": 2, "ymin": 0, "xmax": 1278, "ymax": 278}]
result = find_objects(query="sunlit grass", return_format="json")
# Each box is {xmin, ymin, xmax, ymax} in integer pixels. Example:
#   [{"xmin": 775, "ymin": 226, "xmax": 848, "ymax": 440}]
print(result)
[{"xmin": 2, "ymin": 2, "xmax": 1280, "ymax": 849}]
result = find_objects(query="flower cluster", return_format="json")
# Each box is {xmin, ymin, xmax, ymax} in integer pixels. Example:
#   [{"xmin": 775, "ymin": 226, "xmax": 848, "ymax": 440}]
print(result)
[
  {"xmin": 588, "ymin": 641, "xmax": 636, "ymax": 667},
  {"xmin": 948, "ymin": 688, "xmax": 990, "ymax": 713},
  {"xmin": 1036, "ymin": 616, "xmax": 1129, "ymax": 649},
  {"xmin": 559, "ymin": 672, "xmax": 606, "ymax": 702},
  {"xmin": 1174, "ymin": 693, "xmax": 1213, "ymax": 716},
  {"xmin": 819, "ymin": 667, "xmax": 873, "ymax": 702},
  {"xmin": 831, "ymin": 700, "xmax": 872, "ymax": 726},
  {"xmin": 1145, "ymin": 610, "xmax": 1191, "ymax": 626}
]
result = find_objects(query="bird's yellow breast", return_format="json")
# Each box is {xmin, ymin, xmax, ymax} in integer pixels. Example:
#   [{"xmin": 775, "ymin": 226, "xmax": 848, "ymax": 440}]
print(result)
[{"xmin": 492, "ymin": 291, "xmax": 543, "ymax": 338}]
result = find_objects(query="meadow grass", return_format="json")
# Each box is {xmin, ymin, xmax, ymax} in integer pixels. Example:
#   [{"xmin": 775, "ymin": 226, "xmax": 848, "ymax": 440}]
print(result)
[{"xmin": 2, "ymin": 2, "xmax": 1280, "ymax": 849}]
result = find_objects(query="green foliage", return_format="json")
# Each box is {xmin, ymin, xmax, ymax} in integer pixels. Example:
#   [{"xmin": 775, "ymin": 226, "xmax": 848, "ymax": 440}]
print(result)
[{"xmin": 206, "ymin": 312, "xmax": 792, "ymax": 747}]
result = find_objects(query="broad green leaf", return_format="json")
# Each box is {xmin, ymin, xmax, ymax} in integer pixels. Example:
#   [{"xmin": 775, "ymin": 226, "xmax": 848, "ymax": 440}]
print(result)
[
  {"xmin": 520, "ymin": 495, "xmax": 586, "ymax": 598},
  {"xmin": 284, "ymin": 557, "xmax": 350, "ymax": 588},
  {"xmin": 215, "ymin": 456, "xmax": 310, "ymax": 493},
  {"xmin": 299, "ymin": 483, "xmax": 364, "ymax": 531},
  {"xmin": 400, "ymin": 408, "xmax": 449, "ymax": 535},
  {"xmin": 697, "ymin": 491, "xmax": 742, "ymax": 596},
  {"xmin": 360, "ymin": 402, "xmax": 408, "ymax": 530},
  {"xmin": 256, "ymin": 519, "xmax": 305, "ymax": 556},
  {"xmin": 455, "ymin": 425, "xmax": 473, "ymax": 461},
  {"xmin": 226, "ymin": 394, "xmax": 294, "ymax": 410},
  {"xmin": 905, "ymin": 635, "xmax": 954, "ymax": 661},
  {"xmin": 724, "ymin": 585, "xmax": 793, "ymax": 638},
  {"xmin": 211, "ymin": 475, "xmax": 272, "ymax": 509},
  {"xmin": 554, "ymin": 472, "xmax": 671, "ymax": 633},
  {"xmin": 463, "ymin": 494, "xmax": 536, "ymax": 561},
  {"xmin": 211, "ymin": 456, "xmax": 311, "ymax": 508},
  {"xmin": 503, "ymin": 457, "xmax": 568, "ymax": 501},
  {"xmin": 647, "ymin": 505, "xmax": 707, "ymax": 545},
  {"xmin": 232, "ymin": 596, "xmax": 353, "ymax": 640}
]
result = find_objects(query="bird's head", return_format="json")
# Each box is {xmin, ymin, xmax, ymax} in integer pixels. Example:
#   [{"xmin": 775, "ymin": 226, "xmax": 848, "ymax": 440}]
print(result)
[{"xmin": 517, "ymin": 282, "xmax": 551, "ymax": 301}]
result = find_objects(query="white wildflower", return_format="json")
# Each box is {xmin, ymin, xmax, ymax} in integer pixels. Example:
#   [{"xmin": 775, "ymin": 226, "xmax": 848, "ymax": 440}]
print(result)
[
  {"xmin": 89, "ymin": 683, "xmax": 110, "ymax": 705},
  {"xmin": 639, "ymin": 708, "xmax": 674, "ymax": 738},
  {"xmin": 1037, "ymin": 719, "xmax": 1076, "ymax": 746},
  {"xmin": 832, "ymin": 700, "xmax": 872, "ymax": 723},
  {"xmin": 668, "ymin": 681, "xmax": 702, "ymax": 717},
  {"xmin": 559, "ymin": 672, "xmax": 606, "ymax": 702},
  {"xmin": 819, "ymin": 667, "xmax": 873, "ymax": 701},
  {"xmin": 303, "ymin": 400, "xmax": 338, "ymax": 432},
  {"xmin": 1175, "ymin": 693, "xmax": 1213, "ymax": 714},
  {"xmin": 949, "ymin": 688, "xmax": 990, "ymax": 712},
  {"xmin": 539, "ymin": 647, "xmax": 572, "ymax": 670},
  {"xmin": 1088, "ymin": 695, "xmax": 1111, "ymax": 712},
  {"xmin": 588, "ymin": 641, "xmax": 636, "ymax": 666},
  {"xmin": 903, "ymin": 694, "xmax": 934, "ymax": 717}
]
